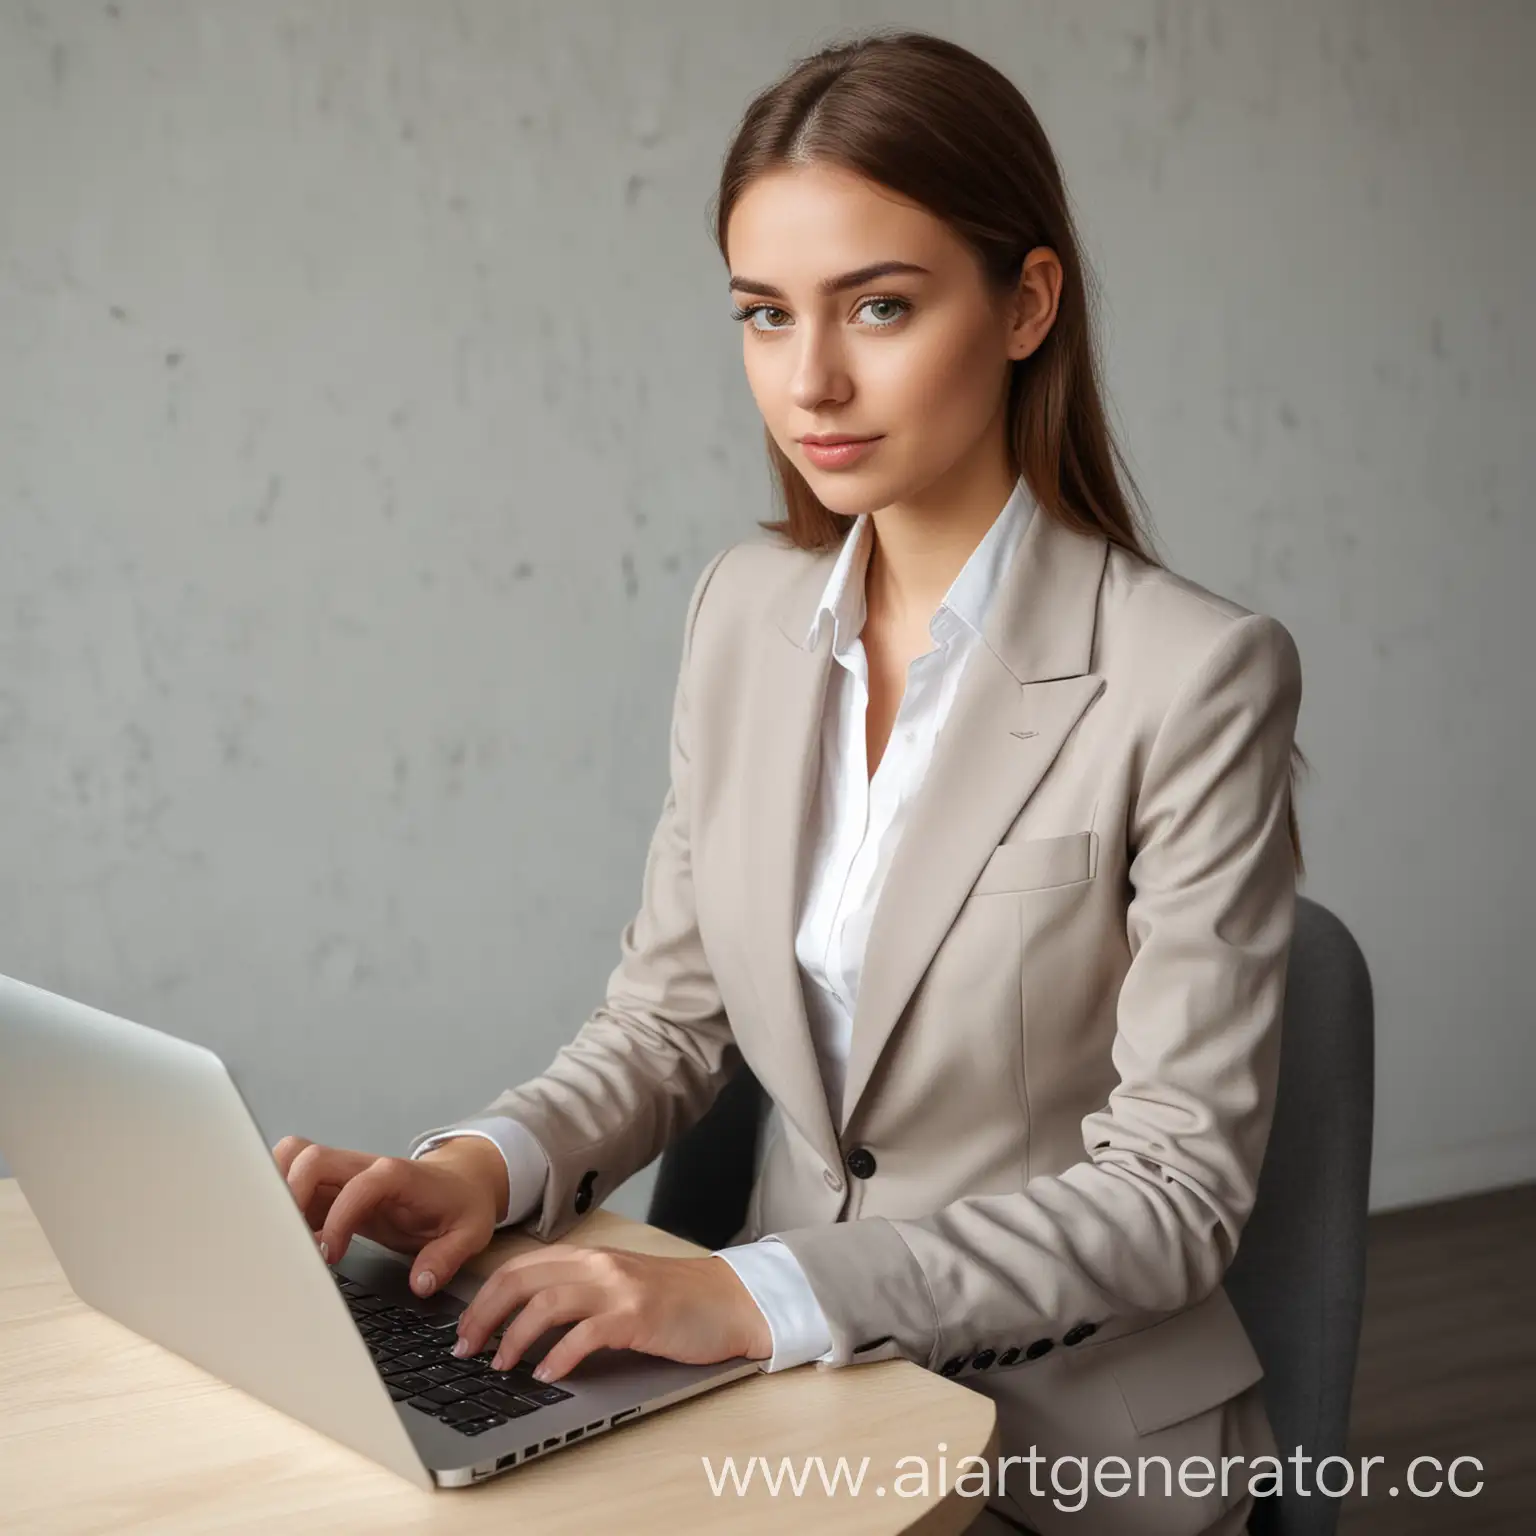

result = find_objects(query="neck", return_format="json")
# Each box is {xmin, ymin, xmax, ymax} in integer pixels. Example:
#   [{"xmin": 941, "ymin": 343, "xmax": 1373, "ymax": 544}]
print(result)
[{"xmin": 864, "ymin": 446, "xmax": 1019, "ymax": 631}]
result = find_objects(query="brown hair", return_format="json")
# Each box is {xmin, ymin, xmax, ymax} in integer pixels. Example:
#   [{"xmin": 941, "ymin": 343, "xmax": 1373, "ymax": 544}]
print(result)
[{"xmin": 709, "ymin": 27, "xmax": 1307, "ymax": 876}]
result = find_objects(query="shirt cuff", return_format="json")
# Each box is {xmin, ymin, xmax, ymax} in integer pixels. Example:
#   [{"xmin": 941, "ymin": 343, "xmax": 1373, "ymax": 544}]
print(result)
[
  {"xmin": 712, "ymin": 1236, "xmax": 835, "ymax": 1371},
  {"xmin": 409, "ymin": 1117, "xmax": 549, "ymax": 1229}
]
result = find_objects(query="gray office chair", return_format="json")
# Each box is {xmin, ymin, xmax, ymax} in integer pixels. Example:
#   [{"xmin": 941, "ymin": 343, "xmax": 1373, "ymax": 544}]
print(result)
[
  {"xmin": 1224, "ymin": 897, "xmax": 1375, "ymax": 1536},
  {"xmin": 647, "ymin": 895, "xmax": 1375, "ymax": 1536}
]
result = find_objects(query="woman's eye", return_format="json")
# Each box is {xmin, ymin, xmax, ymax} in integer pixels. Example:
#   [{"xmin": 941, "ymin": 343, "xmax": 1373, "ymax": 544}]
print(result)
[
  {"xmin": 737, "ymin": 304, "xmax": 789, "ymax": 331},
  {"xmin": 856, "ymin": 297, "xmax": 909, "ymax": 327}
]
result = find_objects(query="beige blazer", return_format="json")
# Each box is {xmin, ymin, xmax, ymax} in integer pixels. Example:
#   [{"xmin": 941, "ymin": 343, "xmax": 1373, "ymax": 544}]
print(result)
[{"xmin": 462, "ymin": 505, "xmax": 1302, "ymax": 1536}]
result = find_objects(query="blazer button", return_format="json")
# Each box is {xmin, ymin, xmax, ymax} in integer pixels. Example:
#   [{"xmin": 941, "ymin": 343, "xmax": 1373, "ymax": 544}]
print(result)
[
  {"xmin": 1062, "ymin": 1322, "xmax": 1098, "ymax": 1346},
  {"xmin": 998, "ymin": 1348, "xmax": 1021, "ymax": 1366},
  {"xmin": 970, "ymin": 1349, "xmax": 997, "ymax": 1370},
  {"xmin": 854, "ymin": 1335, "xmax": 893, "ymax": 1353},
  {"xmin": 845, "ymin": 1147, "xmax": 877, "ymax": 1179},
  {"xmin": 573, "ymin": 1169, "xmax": 599, "ymax": 1215},
  {"xmin": 1024, "ymin": 1338, "xmax": 1054, "ymax": 1359},
  {"xmin": 939, "ymin": 1356, "xmax": 966, "ymax": 1377}
]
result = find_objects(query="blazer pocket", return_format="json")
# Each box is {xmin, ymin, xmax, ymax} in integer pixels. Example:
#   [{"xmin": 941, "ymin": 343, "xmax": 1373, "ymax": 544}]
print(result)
[
  {"xmin": 970, "ymin": 830, "xmax": 1095, "ymax": 896},
  {"xmin": 1107, "ymin": 1287, "xmax": 1266, "ymax": 1436}
]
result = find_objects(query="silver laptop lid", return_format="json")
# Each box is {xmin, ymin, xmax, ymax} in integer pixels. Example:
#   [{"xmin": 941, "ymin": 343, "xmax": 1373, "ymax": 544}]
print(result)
[{"xmin": 0, "ymin": 971, "xmax": 433, "ymax": 1489}]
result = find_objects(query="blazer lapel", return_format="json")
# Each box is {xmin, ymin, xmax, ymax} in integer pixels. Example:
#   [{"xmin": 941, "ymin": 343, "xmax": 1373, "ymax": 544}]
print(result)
[
  {"xmin": 738, "ymin": 551, "xmax": 843, "ymax": 1177},
  {"xmin": 738, "ymin": 509, "xmax": 1110, "ymax": 1173},
  {"xmin": 839, "ymin": 510, "xmax": 1109, "ymax": 1132}
]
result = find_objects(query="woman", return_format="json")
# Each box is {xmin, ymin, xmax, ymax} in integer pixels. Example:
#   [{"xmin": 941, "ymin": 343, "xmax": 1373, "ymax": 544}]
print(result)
[{"xmin": 277, "ymin": 30, "xmax": 1306, "ymax": 1536}]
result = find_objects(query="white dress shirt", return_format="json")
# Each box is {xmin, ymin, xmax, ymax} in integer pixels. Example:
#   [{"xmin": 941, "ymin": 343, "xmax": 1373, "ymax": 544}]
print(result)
[{"xmin": 412, "ymin": 474, "xmax": 1034, "ymax": 1373}]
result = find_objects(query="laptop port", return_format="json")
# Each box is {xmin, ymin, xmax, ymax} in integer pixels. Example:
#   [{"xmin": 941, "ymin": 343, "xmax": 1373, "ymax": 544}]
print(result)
[
  {"xmin": 542, "ymin": 1437, "xmax": 560, "ymax": 1450},
  {"xmin": 610, "ymin": 1407, "xmax": 641, "ymax": 1425},
  {"xmin": 564, "ymin": 1428, "xmax": 584, "ymax": 1443},
  {"xmin": 586, "ymin": 1421, "xmax": 604, "ymax": 1433},
  {"xmin": 495, "ymin": 1451, "xmax": 518, "ymax": 1471}
]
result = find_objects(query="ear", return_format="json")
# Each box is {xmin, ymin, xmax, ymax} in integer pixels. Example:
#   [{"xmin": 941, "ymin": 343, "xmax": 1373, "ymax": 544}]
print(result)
[{"xmin": 1008, "ymin": 246, "xmax": 1063, "ymax": 360}]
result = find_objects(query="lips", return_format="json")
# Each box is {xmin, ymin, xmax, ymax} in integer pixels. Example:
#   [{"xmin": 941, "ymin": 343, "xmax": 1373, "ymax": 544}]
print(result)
[{"xmin": 799, "ymin": 436, "xmax": 882, "ymax": 469}]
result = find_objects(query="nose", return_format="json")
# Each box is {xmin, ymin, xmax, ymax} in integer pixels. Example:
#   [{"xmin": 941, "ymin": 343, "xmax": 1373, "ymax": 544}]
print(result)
[{"xmin": 788, "ymin": 322, "xmax": 851, "ymax": 410}]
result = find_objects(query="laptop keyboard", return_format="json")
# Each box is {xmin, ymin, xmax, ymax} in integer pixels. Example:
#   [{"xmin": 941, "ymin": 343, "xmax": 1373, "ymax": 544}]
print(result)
[{"xmin": 333, "ymin": 1268, "xmax": 574, "ymax": 1438}]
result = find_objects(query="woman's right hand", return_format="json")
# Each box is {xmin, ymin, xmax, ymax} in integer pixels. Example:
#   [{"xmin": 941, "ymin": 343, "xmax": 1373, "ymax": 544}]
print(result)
[{"xmin": 271, "ymin": 1135, "xmax": 502, "ymax": 1298}]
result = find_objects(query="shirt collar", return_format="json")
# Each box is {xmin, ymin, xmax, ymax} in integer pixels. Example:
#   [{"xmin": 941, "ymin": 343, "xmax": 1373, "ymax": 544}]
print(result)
[{"xmin": 805, "ymin": 473, "xmax": 1035, "ymax": 655}]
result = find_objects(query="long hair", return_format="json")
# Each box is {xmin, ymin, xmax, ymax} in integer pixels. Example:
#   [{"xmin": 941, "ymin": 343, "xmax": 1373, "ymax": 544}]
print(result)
[{"xmin": 708, "ymin": 28, "xmax": 1307, "ymax": 875}]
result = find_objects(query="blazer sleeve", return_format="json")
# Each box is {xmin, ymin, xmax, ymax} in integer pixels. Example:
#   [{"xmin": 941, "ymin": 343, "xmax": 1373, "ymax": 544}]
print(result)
[
  {"xmin": 406, "ymin": 544, "xmax": 740, "ymax": 1244},
  {"xmin": 768, "ymin": 612, "xmax": 1304, "ymax": 1371}
]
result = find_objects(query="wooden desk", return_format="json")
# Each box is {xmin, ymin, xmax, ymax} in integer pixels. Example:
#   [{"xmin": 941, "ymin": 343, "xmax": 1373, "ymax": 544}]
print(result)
[{"xmin": 0, "ymin": 1178, "xmax": 996, "ymax": 1534}]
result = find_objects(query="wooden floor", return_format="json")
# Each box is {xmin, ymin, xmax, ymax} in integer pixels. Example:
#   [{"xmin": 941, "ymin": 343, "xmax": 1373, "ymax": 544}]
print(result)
[{"xmin": 1340, "ymin": 1180, "xmax": 1535, "ymax": 1533}]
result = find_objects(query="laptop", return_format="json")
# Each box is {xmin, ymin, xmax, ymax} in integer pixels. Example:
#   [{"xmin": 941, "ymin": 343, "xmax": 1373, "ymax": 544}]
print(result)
[{"xmin": 0, "ymin": 970, "xmax": 761, "ymax": 1489}]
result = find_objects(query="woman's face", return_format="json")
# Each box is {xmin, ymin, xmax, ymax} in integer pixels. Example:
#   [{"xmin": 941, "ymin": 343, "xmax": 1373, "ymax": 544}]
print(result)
[{"xmin": 724, "ymin": 162, "xmax": 1051, "ymax": 518}]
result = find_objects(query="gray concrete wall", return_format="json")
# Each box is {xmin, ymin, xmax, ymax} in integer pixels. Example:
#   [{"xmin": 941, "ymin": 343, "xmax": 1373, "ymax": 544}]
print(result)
[{"xmin": 1, "ymin": 1, "xmax": 1530, "ymax": 1218}]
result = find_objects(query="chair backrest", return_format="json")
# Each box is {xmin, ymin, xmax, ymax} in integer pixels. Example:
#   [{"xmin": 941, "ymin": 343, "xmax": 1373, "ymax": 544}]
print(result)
[
  {"xmin": 646, "ymin": 1043, "xmax": 763, "ymax": 1253},
  {"xmin": 647, "ymin": 896, "xmax": 1375, "ymax": 1536},
  {"xmin": 1224, "ymin": 895, "xmax": 1375, "ymax": 1536}
]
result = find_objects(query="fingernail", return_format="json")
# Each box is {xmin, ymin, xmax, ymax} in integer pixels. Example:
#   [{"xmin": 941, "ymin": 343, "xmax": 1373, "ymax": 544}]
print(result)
[
  {"xmin": 532, "ymin": 1363, "xmax": 551, "ymax": 1382},
  {"xmin": 319, "ymin": 1240, "xmax": 328, "ymax": 1261},
  {"xmin": 414, "ymin": 1270, "xmax": 434, "ymax": 1295},
  {"xmin": 451, "ymin": 1339, "xmax": 468, "ymax": 1357}
]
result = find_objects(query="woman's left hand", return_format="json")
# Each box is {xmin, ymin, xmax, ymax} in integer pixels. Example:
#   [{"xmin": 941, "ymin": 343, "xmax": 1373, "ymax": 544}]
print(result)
[{"xmin": 449, "ymin": 1244, "xmax": 774, "ymax": 1383}]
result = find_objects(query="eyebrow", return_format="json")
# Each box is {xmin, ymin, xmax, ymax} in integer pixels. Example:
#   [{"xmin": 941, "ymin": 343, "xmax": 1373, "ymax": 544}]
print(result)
[{"xmin": 727, "ymin": 260, "xmax": 932, "ymax": 300}]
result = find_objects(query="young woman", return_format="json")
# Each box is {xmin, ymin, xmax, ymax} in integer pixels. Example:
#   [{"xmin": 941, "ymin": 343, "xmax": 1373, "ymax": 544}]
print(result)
[{"xmin": 278, "ymin": 30, "xmax": 1306, "ymax": 1536}]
